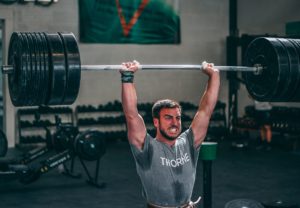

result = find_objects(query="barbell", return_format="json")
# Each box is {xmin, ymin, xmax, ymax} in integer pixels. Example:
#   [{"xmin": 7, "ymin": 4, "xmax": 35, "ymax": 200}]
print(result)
[{"xmin": 1, "ymin": 32, "xmax": 300, "ymax": 107}]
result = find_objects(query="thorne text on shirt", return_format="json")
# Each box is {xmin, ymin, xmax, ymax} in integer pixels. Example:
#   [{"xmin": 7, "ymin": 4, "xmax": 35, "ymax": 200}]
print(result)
[{"xmin": 160, "ymin": 153, "xmax": 190, "ymax": 168}]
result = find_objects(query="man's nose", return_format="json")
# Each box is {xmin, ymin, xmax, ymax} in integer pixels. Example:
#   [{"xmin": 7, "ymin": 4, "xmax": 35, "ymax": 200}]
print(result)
[{"xmin": 171, "ymin": 118, "xmax": 179, "ymax": 125}]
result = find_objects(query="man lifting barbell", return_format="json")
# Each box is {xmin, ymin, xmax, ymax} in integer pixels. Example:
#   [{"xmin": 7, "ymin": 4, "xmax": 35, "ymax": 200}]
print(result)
[
  {"xmin": 1, "ymin": 31, "xmax": 300, "ymax": 206},
  {"xmin": 120, "ymin": 60, "xmax": 220, "ymax": 208}
]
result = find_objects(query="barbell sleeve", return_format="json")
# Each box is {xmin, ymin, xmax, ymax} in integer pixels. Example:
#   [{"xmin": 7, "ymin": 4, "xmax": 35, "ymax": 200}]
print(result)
[{"xmin": 1, "ymin": 65, "xmax": 14, "ymax": 74}]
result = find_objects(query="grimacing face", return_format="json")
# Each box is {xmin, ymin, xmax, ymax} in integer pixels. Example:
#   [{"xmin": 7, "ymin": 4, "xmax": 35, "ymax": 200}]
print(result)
[{"xmin": 155, "ymin": 107, "xmax": 182, "ymax": 141}]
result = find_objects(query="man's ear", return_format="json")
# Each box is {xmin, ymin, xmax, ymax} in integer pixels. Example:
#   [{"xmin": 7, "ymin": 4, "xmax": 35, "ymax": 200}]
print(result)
[{"xmin": 153, "ymin": 118, "xmax": 159, "ymax": 128}]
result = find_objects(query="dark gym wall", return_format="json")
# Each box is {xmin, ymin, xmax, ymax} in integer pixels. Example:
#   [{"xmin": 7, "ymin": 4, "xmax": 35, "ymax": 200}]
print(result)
[{"xmin": 0, "ymin": 0, "xmax": 299, "ymax": 146}]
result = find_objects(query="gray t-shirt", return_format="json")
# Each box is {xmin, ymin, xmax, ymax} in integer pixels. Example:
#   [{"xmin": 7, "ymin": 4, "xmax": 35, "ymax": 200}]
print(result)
[{"xmin": 130, "ymin": 128, "xmax": 200, "ymax": 207}]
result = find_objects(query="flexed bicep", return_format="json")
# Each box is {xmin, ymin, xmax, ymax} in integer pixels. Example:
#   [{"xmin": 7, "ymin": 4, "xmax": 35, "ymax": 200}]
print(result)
[{"xmin": 126, "ymin": 114, "xmax": 147, "ymax": 149}]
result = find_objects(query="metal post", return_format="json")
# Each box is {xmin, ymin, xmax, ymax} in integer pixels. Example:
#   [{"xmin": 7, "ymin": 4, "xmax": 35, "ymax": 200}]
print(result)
[
  {"xmin": 203, "ymin": 160, "xmax": 212, "ymax": 208},
  {"xmin": 227, "ymin": 0, "xmax": 239, "ymax": 134}
]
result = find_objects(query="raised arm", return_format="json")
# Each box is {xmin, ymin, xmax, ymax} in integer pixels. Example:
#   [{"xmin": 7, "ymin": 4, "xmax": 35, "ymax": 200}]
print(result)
[
  {"xmin": 121, "ymin": 61, "xmax": 147, "ymax": 150},
  {"xmin": 191, "ymin": 62, "xmax": 220, "ymax": 148}
]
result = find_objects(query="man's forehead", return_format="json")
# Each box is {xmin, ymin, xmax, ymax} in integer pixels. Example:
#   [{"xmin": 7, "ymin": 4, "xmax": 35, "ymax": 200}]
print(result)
[{"xmin": 160, "ymin": 108, "xmax": 181, "ymax": 115}]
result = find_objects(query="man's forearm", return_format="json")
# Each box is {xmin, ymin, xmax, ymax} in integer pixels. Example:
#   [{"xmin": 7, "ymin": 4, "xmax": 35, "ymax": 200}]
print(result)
[
  {"xmin": 122, "ymin": 83, "xmax": 139, "ymax": 117},
  {"xmin": 198, "ymin": 74, "xmax": 220, "ymax": 116}
]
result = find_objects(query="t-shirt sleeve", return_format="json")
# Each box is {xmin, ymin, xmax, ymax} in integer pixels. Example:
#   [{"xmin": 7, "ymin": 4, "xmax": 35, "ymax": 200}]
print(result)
[
  {"xmin": 129, "ymin": 133, "xmax": 152, "ymax": 168},
  {"xmin": 183, "ymin": 128, "xmax": 201, "ymax": 164}
]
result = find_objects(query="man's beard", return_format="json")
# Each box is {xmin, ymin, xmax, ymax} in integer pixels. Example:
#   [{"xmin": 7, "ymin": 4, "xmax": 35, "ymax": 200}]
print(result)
[{"xmin": 159, "ymin": 125, "xmax": 180, "ymax": 141}]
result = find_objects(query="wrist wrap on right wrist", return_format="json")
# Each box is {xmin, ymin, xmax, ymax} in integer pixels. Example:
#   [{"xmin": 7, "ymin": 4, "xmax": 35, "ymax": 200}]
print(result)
[{"xmin": 121, "ymin": 71, "xmax": 134, "ymax": 83}]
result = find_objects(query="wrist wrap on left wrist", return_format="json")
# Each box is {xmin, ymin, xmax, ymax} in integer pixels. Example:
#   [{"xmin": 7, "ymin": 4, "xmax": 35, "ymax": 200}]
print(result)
[{"xmin": 121, "ymin": 71, "xmax": 134, "ymax": 83}]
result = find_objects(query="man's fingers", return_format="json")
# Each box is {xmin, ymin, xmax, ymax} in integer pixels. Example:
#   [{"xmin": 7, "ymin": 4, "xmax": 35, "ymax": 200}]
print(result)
[
  {"xmin": 120, "ymin": 60, "xmax": 140, "ymax": 72},
  {"xmin": 202, "ymin": 61, "xmax": 208, "ymax": 69},
  {"xmin": 133, "ymin": 60, "xmax": 141, "ymax": 70},
  {"xmin": 202, "ymin": 61, "xmax": 215, "ymax": 69},
  {"xmin": 201, "ymin": 61, "xmax": 219, "ymax": 73},
  {"xmin": 121, "ymin": 65, "xmax": 128, "ymax": 71}
]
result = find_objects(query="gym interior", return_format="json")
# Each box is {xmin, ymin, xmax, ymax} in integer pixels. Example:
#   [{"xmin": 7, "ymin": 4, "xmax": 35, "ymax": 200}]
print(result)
[{"xmin": 0, "ymin": 0, "xmax": 300, "ymax": 207}]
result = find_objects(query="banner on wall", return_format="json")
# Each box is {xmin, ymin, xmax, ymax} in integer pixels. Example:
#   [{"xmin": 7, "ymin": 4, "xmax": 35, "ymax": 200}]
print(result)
[{"xmin": 79, "ymin": 0, "xmax": 180, "ymax": 44}]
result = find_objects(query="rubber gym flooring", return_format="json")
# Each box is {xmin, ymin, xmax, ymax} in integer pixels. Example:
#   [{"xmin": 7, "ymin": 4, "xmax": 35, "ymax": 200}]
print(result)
[{"xmin": 0, "ymin": 137, "xmax": 299, "ymax": 208}]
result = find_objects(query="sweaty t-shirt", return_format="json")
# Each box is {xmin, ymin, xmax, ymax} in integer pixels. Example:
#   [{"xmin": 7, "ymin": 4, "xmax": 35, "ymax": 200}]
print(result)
[{"xmin": 129, "ymin": 128, "xmax": 200, "ymax": 207}]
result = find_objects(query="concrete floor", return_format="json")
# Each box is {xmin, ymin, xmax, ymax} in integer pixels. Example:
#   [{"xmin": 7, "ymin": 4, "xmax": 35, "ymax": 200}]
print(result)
[{"xmin": 0, "ymin": 138, "xmax": 299, "ymax": 208}]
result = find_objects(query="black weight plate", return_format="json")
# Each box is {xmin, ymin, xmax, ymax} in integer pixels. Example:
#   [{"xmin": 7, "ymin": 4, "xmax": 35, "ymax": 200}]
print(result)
[
  {"xmin": 31, "ymin": 33, "xmax": 44, "ymax": 105},
  {"xmin": 44, "ymin": 32, "xmax": 67, "ymax": 105},
  {"xmin": 7, "ymin": 32, "xmax": 28, "ymax": 106},
  {"xmin": 74, "ymin": 130, "xmax": 106, "ymax": 161},
  {"xmin": 0, "ymin": 130, "xmax": 8, "ymax": 157},
  {"xmin": 279, "ymin": 38, "xmax": 300, "ymax": 101},
  {"xmin": 24, "ymin": 32, "xmax": 42, "ymax": 106},
  {"xmin": 26, "ymin": 33, "xmax": 40, "ymax": 106},
  {"xmin": 19, "ymin": 33, "xmax": 32, "ymax": 106},
  {"xmin": 243, "ymin": 37, "xmax": 281, "ymax": 101},
  {"xmin": 57, "ymin": 32, "xmax": 81, "ymax": 105},
  {"xmin": 38, "ymin": 32, "xmax": 50, "ymax": 105},
  {"xmin": 19, "ymin": 33, "xmax": 33, "ymax": 106},
  {"xmin": 31, "ymin": 32, "xmax": 44, "ymax": 105},
  {"xmin": 8, "ymin": 32, "xmax": 32, "ymax": 106},
  {"xmin": 288, "ymin": 39, "xmax": 300, "ymax": 101},
  {"xmin": 273, "ymin": 38, "xmax": 292, "ymax": 101}
]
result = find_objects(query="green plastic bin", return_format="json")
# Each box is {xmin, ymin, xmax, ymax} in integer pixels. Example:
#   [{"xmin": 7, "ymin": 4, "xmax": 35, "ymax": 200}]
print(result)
[{"xmin": 200, "ymin": 142, "xmax": 218, "ymax": 161}]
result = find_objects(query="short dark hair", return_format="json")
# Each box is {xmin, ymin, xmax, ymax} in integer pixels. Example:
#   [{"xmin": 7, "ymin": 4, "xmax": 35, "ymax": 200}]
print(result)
[{"xmin": 152, "ymin": 99, "xmax": 182, "ymax": 119}]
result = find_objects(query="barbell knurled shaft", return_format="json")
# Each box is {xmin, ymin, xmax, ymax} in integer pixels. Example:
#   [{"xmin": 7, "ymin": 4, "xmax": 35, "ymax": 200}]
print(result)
[
  {"xmin": 80, "ymin": 65, "xmax": 261, "ymax": 72},
  {"xmin": 2, "ymin": 64, "xmax": 262, "ymax": 74}
]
